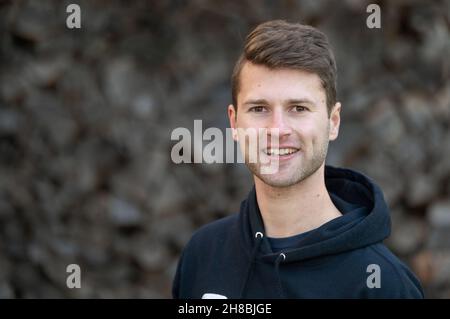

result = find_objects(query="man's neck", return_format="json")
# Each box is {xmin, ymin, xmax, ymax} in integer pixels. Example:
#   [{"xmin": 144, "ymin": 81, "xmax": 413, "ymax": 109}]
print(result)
[{"xmin": 254, "ymin": 163, "xmax": 342, "ymax": 238}]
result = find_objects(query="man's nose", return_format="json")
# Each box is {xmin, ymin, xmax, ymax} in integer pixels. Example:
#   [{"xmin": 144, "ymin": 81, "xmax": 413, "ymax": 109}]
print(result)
[{"xmin": 268, "ymin": 108, "xmax": 292, "ymax": 137}]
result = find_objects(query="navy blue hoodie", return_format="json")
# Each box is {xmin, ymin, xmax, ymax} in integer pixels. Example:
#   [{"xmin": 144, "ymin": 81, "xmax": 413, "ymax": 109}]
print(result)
[{"xmin": 172, "ymin": 166, "xmax": 424, "ymax": 299}]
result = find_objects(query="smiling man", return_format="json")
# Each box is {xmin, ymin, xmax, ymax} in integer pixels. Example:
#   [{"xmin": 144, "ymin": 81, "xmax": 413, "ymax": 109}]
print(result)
[{"xmin": 172, "ymin": 20, "xmax": 424, "ymax": 299}]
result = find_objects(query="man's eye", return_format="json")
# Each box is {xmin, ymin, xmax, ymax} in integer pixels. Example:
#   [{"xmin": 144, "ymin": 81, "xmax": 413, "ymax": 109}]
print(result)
[
  {"xmin": 293, "ymin": 105, "xmax": 307, "ymax": 112},
  {"xmin": 250, "ymin": 106, "xmax": 266, "ymax": 113}
]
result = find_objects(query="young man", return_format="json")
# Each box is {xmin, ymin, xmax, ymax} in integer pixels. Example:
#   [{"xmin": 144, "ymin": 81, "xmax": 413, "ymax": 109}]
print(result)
[{"xmin": 172, "ymin": 20, "xmax": 424, "ymax": 299}]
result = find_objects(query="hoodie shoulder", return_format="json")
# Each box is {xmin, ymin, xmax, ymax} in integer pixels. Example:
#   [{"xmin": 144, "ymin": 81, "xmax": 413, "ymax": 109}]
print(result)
[
  {"xmin": 363, "ymin": 244, "xmax": 424, "ymax": 298},
  {"xmin": 188, "ymin": 213, "xmax": 240, "ymax": 249},
  {"xmin": 172, "ymin": 213, "xmax": 241, "ymax": 299}
]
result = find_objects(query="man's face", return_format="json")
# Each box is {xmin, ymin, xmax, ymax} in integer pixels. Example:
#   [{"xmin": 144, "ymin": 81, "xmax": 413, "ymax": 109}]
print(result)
[{"xmin": 228, "ymin": 62, "xmax": 341, "ymax": 187}]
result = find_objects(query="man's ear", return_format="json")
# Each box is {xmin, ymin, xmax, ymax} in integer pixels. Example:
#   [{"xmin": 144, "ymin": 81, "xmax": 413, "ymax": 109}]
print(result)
[
  {"xmin": 228, "ymin": 104, "xmax": 238, "ymax": 141},
  {"xmin": 329, "ymin": 102, "xmax": 341, "ymax": 141}
]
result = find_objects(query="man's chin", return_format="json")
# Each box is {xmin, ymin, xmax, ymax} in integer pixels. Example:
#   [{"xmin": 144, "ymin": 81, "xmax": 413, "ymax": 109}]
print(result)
[
  {"xmin": 249, "ymin": 161, "xmax": 324, "ymax": 188},
  {"xmin": 258, "ymin": 177, "xmax": 300, "ymax": 188},
  {"xmin": 252, "ymin": 168, "xmax": 302, "ymax": 188}
]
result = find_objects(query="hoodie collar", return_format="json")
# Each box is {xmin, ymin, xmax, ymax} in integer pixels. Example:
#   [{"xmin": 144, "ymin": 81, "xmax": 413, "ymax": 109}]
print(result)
[{"xmin": 242, "ymin": 165, "xmax": 392, "ymax": 263}]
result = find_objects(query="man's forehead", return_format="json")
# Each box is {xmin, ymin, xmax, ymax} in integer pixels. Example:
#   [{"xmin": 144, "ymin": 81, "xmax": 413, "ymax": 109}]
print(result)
[{"xmin": 238, "ymin": 64, "xmax": 325, "ymax": 105}]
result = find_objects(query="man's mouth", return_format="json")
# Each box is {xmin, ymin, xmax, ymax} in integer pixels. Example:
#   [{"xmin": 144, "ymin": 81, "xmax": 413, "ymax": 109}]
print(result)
[{"xmin": 264, "ymin": 147, "xmax": 300, "ymax": 156}]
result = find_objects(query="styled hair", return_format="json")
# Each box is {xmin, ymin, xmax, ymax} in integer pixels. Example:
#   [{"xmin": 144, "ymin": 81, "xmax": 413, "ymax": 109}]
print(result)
[{"xmin": 231, "ymin": 20, "xmax": 337, "ymax": 114}]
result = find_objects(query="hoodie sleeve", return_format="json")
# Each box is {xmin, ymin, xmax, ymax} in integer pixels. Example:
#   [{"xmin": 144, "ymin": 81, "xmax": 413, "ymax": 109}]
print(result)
[
  {"xmin": 367, "ymin": 266, "xmax": 424, "ymax": 298},
  {"xmin": 172, "ymin": 246, "xmax": 189, "ymax": 299},
  {"xmin": 172, "ymin": 233, "xmax": 202, "ymax": 299},
  {"xmin": 366, "ymin": 245, "xmax": 424, "ymax": 299}
]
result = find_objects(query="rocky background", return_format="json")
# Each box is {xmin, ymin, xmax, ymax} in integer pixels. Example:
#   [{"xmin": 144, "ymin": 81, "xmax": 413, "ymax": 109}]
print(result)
[{"xmin": 0, "ymin": 0, "xmax": 449, "ymax": 298}]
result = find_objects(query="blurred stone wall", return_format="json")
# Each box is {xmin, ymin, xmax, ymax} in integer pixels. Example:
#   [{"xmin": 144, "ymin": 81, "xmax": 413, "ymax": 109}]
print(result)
[{"xmin": 0, "ymin": 0, "xmax": 449, "ymax": 298}]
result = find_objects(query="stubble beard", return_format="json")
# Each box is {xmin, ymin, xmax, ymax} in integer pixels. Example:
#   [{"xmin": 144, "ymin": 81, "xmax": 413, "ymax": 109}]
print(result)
[{"xmin": 245, "ymin": 128, "xmax": 330, "ymax": 188}]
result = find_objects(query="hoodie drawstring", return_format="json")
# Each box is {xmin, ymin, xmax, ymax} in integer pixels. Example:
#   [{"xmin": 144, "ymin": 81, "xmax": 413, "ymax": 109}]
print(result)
[
  {"xmin": 274, "ymin": 252, "xmax": 286, "ymax": 298},
  {"xmin": 239, "ymin": 232, "xmax": 263, "ymax": 298},
  {"xmin": 240, "ymin": 232, "xmax": 287, "ymax": 298}
]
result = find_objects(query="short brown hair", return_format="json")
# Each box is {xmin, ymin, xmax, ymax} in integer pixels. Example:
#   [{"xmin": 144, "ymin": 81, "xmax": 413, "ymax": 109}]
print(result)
[{"xmin": 231, "ymin": 20, "xmax": 337, "ymax": 114}]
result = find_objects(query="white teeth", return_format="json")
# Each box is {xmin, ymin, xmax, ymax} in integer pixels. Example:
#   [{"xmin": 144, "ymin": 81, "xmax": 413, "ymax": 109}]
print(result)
[{"xmin": 265, "ymin": 148, "xmax": 298, "ymax": 156}]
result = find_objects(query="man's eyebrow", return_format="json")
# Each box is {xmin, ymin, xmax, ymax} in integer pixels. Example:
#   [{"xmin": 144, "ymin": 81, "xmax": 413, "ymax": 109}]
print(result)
[
  {"xmin": 243, "ymin": 99, "xmax": 270, "ymax": 105},
  {"xmin": 242, "ymin": 98, "xmax": 316, "ymax": 105},
  {"xmin": 285, "ymin": 98, "xmax": 316, "ymax": 105}
]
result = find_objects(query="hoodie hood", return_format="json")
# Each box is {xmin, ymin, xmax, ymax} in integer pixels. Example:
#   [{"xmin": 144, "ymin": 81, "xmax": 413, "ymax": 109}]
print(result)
[
  {"xmin": 240, "ymin": 166, "xmax": 391, "ymax": 297},
  {"xmin": 241, "ymin": 165, "xmax": 391, "ymax": 263},
  {"xmin": 237, "ymin": 165, "xmax": 392, "ymax": 297}
]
